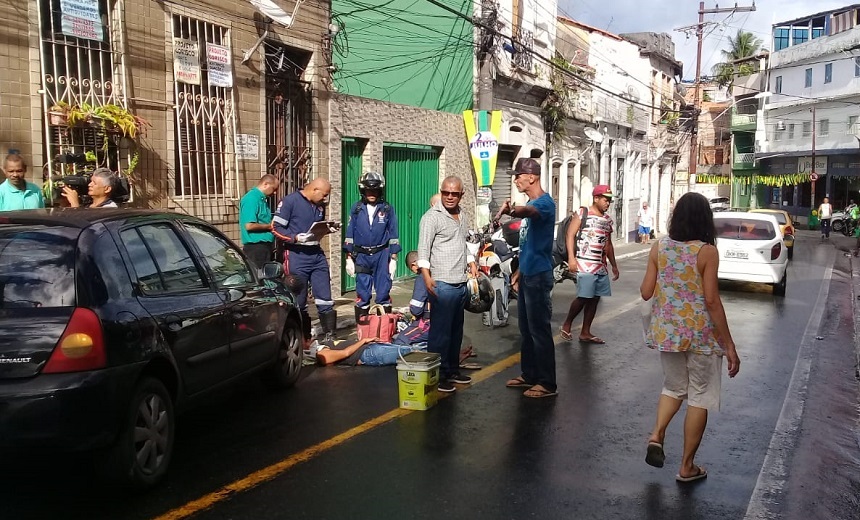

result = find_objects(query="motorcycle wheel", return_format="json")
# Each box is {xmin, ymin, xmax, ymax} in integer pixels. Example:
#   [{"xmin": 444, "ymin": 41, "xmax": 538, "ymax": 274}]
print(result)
[{"xmin": 833, "ymin": 219, "xmax": 845, "ymax": 233}]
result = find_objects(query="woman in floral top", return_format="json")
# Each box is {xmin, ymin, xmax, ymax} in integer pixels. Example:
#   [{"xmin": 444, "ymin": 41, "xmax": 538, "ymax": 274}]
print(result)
[{"xmin": 639, "ymin": 192, "xmax": 740, "ymax": 483}]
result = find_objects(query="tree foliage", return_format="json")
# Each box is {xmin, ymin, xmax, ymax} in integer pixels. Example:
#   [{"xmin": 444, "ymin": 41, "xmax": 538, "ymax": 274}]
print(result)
[{"xmin": 711, "ymin": 29, "xmax": 762, "ymax": 87}]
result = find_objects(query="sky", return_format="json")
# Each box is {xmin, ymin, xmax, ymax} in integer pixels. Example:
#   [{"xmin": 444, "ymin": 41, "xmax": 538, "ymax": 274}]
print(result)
[{"xmin": 557, "ymin": 0, "xmax": 849, "ymax": 81}]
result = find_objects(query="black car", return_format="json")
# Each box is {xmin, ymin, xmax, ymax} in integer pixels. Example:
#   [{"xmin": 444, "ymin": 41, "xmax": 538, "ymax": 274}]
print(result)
[{"xmin": 0, "ymin": 209, "xmax": 303, "ymax": 488}]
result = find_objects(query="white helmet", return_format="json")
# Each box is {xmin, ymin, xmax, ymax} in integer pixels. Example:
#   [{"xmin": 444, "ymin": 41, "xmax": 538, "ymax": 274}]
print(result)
[{"xmin": 358, "ymin": 171, "xmax": 385, "ymax": 191}]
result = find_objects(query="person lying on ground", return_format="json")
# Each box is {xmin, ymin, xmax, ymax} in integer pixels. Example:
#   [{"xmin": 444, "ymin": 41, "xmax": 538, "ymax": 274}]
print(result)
[{"xmin": 316, "ymin": 338, "xmax": 476, "ymax": 367}]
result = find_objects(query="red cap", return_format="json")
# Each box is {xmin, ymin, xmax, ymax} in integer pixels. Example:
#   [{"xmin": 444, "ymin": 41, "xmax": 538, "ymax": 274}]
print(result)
[{"xmin": 592, "ymin": 185, "xmax": 614, "ymax": 199}]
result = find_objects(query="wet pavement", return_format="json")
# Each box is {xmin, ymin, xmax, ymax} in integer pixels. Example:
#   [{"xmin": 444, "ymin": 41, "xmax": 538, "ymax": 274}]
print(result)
[{"xmin": 1, "ymin": 233, "xmax": 858, "ymax": 519}]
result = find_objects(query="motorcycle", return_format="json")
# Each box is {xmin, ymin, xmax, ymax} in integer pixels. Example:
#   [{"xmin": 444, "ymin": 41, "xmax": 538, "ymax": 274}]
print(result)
[
  {"xmin": 831, "ymin": 204, "xmax": 855, "ymax": 234},
  {"xmin": 467, "ymin": 212, "xmax": 521, "ymax": 327}
]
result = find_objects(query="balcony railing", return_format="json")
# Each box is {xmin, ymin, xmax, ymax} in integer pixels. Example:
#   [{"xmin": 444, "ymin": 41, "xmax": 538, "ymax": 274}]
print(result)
[
  {"xmin": 731, "ymin": 111, "xmax": 757, "ymax": 127},
  {"xmin": 735, "ymin": 152, "xmax": 755, "ymax": 164}
]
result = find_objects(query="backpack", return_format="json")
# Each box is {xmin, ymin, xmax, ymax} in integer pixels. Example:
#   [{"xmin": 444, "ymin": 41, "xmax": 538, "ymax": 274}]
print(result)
[{"xmin": 553, "ymin": 206, "xmax": 588, "ymax": 264}]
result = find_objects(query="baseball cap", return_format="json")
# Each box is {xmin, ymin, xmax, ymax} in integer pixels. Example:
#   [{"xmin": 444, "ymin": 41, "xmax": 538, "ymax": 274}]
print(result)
[
  {"xmin": 510, "ymin": 158, "xmax": 541, "ymax": 175},
  {"xmin": 592, "ymin": 185, "xmax": 614, "ymax": 199}
]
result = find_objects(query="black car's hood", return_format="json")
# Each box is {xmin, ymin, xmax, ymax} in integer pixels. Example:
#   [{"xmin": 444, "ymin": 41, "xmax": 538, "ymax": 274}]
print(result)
[{"xmin": 0, "ymin": 308, "xmax": 74, "ymax": 378}]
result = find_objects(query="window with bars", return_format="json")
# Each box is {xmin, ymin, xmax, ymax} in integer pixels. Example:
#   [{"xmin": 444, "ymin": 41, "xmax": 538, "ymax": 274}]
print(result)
[
  {"xmin": 171, "ymin": 14, "xmax": 236, "ymax": 198},
  {"xmin": 38, "ymin": 0, "xmax": 125, "ymax": 178}
]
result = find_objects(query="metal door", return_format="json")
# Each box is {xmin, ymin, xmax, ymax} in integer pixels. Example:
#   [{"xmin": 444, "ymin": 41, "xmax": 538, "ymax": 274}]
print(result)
[
  {"xmin": 340, "ymin": 140, "xmax": 364, "ymax": 292},
  {"xmin": 492, "ymin": 149, "xmax": 515, "ymax": 213},
  {"xmin": 383, "ymin": 145, "xmax": 440, "ymax": 279},
  {"xmin": 615, "ymin": 158, "xmax": 625, "ymax": 239}
]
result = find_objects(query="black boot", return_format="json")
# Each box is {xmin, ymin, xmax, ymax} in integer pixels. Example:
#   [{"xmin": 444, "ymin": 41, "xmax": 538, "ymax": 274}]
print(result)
[
  {"xmin": 300, "ymin": 311, "xmax": 313, "ymax": 350},
  {"xmin": 354, "ymin": 305, "xmax": 370, "ymax": 325},
  {"xmin": 320, "ymin": 311, "xmax": 338, "ymax": 344}
]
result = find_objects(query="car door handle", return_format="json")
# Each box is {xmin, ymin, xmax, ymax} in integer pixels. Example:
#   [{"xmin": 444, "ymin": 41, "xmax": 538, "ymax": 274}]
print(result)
[{"xmin": 162, "ymin": 315, "xmax": 182, "ymax": 332}]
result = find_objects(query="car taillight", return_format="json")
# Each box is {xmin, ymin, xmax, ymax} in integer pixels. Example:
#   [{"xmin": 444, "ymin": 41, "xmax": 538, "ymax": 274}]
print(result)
[
  {"xmin": 771, "ymin": 242, "xmax": 782, "ymax": 260},
  {"xmin": 785, "ymin": 226, "xmax": 793, "ymax": 235},
  {"xmin": 42, "ymin": 308, "xmax": 106, "ymax": 374}
]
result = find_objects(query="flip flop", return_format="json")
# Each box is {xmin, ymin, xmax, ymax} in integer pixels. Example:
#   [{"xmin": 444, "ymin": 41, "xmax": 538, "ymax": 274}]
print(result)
[
  {"xmin": 506, "ymin": 376, "xmax": 532, "ymax": 388},
  {"xmin": 523, "ymin": 385, "xmax": 558, "ymax": 398},
  {"xmin": 559, "ymin": 328, "xmax": 573, "ymax": 341},
  {"xmin": 645, "ymin": 442, "xmax": 665, "ymax": 468},
  {"xmin": 579, "ymin": 336, "xmax": 606, "ymax": 344},
  {"xmin": 676, "ymin": 465, "xmax": 708, "ymax": 483},
  {"xmin": 459, "ymin": 362, "xmax": 482, "ymax": 370}
]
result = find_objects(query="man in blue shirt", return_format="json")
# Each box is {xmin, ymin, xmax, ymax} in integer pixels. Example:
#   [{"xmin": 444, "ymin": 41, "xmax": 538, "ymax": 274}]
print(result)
[
  {"xmin": 239, "ymin": 174, "xmax": 277, "ymax": 271},
  {"xmin": 344, "ymin": 171, "xmax": 400, "ymax": 322},
  {"xmin": 0, "ymin": 154, "xmax": 45, "ymax": 211},
  {"xmin": 499, "ymin": 158, "xmax": 558, "ymax": 398},
  {"xmin": 272, "ymin": 177, "xmax": 337, "ymax": 346}
]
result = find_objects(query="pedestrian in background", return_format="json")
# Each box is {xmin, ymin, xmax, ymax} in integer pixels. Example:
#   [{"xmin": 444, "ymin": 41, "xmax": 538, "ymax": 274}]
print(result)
[
  {"xmin": 637, "ymin": 201, "xmax": 653, "ymax": 244},
  {"xmin": 0, "ymin": 154, "xmax": 44, "ymax": 211},
  {"xmin": 272, "ymin": 177, "xmax": 337, "ymax": 346},
  {"xmin": 343, "ymin": 171, "xmax": 400, "ymax": 321},
  {"xmin": 559, "ymin": 185, "xmax": 620, "ymax": 344},
  {"xmin": 817, "ymin": 197, "xmax": 832, "ymax": 241},
  {"xmin": 239, "ymin": 174, "xmax": 277, "ymax": 271},
  {"xmin": 417, "ymin": 176, "xmax": 478, "ymax": 393},
  {"xmin": 639, "ymin": 191, "xmax": 740, "ymax": 483},
  {"xmin": 500, "ymin": 158, "xmax": 558, "ymax": 398},
  {"xmin": 62, "ymin": 168, "xmax": 121, "ymax": 208}
]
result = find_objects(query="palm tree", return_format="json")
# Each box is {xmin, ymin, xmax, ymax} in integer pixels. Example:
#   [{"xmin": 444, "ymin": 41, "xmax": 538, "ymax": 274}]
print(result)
[{"xmin": 712, "ymin": 29, "xmax": 763, "ymax": 87}]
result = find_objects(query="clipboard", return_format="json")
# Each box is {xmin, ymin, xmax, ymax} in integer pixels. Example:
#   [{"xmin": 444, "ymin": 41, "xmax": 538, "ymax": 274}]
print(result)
[{"xmin": 306, "ymin": 220, "xmax": 340, "ymax": 241}]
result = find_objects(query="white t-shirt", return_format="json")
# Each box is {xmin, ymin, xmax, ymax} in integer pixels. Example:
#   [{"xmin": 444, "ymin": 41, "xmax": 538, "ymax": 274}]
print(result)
[
  {"xmin": 637, "ymin": 207, "xmax": 653, "ymax": 228},
  {"xmin": 366, "ymin": 204, "xmax": 377, "ymax": 225},
  {"xmin": 819, "ymin": 203, "xmax": 832, "ymax": 219}
]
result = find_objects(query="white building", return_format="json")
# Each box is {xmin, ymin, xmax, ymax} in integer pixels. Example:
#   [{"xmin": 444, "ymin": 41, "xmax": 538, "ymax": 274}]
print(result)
[{"xmin": 758, "ymin": 5, "xmax": 860, "ymax": 212}]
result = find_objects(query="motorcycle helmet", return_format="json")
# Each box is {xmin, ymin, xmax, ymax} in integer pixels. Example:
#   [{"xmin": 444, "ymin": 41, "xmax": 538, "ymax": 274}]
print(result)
[
  {"xmin": 479, "ymin": 251, "xmax": 502, "ymax": 277},
  {"xmin": 465, "ymin": 272, "xmax": 495, "ymax": 313},
  {"xmin": 358, "ymin": 171, "xmax": 385, "ymax": 191}
]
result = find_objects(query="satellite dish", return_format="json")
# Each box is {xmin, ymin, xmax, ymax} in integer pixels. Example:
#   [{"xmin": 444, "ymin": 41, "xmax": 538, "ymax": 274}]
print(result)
[{"xmin": 584, "ymin": 127, "xmax": 604, "ymax": 143}]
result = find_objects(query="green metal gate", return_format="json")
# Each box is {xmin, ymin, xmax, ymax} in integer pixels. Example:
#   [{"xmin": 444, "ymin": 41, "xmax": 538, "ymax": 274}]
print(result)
[
  {"xmin": 340, "ymin": 139, "xmax": 364, "ymax": 292},
  {"xmin": 383, "ymin": 144, "xmax": 440, "ymax": 279}
]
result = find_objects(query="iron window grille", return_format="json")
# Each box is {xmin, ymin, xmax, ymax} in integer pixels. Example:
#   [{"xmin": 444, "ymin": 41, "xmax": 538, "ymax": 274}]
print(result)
[
  {"xmin": 171, "ymin": 14, "xmax": 239, "ymax": 200},
  {"xmin": 37, "ymin": 0, "xmax": 128, "ymax": 181}
]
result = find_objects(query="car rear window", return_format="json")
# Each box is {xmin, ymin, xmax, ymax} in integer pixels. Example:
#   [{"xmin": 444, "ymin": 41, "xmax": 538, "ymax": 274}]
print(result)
[
  {"xmin": 0, "ymin": 225, "xmax": 77, "ymax": 308},
  {"xmin": 715, "ymin": 218, "xmax": 777, "ymax": 240}
]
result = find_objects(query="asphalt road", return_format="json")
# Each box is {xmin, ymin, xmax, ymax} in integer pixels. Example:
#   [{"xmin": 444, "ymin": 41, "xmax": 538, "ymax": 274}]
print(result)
[{"xmin": 3, "ymin": 232, "xmax": 859, "ymax": 520}]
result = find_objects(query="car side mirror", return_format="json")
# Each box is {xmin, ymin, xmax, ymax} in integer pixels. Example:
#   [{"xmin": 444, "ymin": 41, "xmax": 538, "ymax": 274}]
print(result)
[{"xmin": 261, "ymin": 262, "xmax": 284, "ymax": 280}]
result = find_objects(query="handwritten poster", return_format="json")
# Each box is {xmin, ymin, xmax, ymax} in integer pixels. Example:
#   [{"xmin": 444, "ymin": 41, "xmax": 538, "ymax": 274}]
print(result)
[
  {"xmin": 173, "ymin": 38, "xmax": 201, "ymax": 85},
  {"xmin": 60, "ymin": 0, "xmax": 104, "ymax": 41},
  {"xmin": 206, "ymin": 44, "xmax": 233, "ymax": 88}
]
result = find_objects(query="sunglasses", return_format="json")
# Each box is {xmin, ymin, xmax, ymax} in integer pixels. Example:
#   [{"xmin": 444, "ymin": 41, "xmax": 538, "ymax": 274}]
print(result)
[{"xmin": 440, "ymin": 191, "xmax": 463, "ymax": 198}]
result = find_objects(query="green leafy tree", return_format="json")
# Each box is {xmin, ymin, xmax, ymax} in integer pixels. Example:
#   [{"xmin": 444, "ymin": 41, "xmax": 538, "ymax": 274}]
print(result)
[{"xmin": 711, "ymin": 29, "xmax": 762, "ymax": 87}]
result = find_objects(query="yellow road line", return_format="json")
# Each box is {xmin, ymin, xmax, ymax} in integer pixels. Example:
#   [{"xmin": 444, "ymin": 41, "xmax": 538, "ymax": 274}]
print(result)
[{"xmin": 154, "ymin": 352, "xmax": 522, "ymax": 520}]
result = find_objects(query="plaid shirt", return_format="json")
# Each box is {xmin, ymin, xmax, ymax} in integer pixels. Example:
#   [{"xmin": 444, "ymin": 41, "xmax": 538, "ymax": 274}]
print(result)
[{"xmin": 417, "ymin": 202, "xmax": 474, "ymax": 284}]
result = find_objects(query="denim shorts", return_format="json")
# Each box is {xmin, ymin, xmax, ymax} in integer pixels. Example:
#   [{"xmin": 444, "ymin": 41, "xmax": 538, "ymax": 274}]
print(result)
[
  {"xmin": 638, "ymin": 225, "xmax": 651, "ymax": 235},
  {"xmin": 576, "ymin": 272, "xmax": 611, "ymax": 298}
]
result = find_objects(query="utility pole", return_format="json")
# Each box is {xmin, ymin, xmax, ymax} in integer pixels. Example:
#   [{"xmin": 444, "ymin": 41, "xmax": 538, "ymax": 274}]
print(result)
[
  {"xmin": 476, "ymin": 0, "xmax": 497, "ymax": 111},
  {"xmin": 811, "ymin": 105, "xmax": 816, "ymax": 207},
  {"xmin": 684, "ymin": 1, "xmax": 756, "ymax": 184}
]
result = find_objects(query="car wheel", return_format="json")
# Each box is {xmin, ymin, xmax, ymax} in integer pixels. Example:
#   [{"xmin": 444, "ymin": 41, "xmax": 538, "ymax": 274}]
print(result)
[
  {"xmin": 773, "ymin": 272, "xmax": 787, "ymax": 297},
  {"xmin": 263, "ymin": 316, "xmax": 303, "ymax": 389},
  {"xmin": 104, "ymin": 377, "xmax": 174, "ymax": 489},
  {"xmin": 833, "ymin": 220, "xmax": 845, "ymax": 233},
  {"xmin": 787, "ymin": 246, "xmax": 794, "ymax": 260}
]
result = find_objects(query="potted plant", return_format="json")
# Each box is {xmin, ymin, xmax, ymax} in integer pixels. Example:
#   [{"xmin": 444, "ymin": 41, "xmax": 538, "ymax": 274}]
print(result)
[{"xmin": 48, "ymin": 102, "xmax": 70, "ymax": 126}]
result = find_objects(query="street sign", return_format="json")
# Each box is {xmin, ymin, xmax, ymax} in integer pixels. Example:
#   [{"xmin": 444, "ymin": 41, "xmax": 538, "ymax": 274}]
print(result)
[
  {"xmin": 810, "ymin": 173, "xmax": 819, "ymax": 181},
  {"xmin": 463, "ymin": 110, "xmax": 503, "ymax": 187}
]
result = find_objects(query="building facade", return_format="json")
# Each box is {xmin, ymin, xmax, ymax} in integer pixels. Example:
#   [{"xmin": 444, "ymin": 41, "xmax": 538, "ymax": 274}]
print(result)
[
  {"xmin": 758, "ymin": 5, "xmax": 860, "ymax": 219},
  {"xmin": 1, "ymin": 0, "xmax": 331, "ymax": 242}
]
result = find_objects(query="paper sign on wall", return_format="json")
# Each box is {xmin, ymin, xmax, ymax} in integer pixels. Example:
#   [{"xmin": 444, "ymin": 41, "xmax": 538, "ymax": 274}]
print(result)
[
  {"xmin": 236, "ymin": 134, "xmax": 259, "ymax": 160},
  {"xmin": 207, "ymin": 44, "xmax": 233, "ymax": 88},
  {"xmin": 60, "ymin": 0, "xmax": 104, "ymax": 41},
  {"xmin": 173, "ymin": 38, "xmax": 201, "ymax": 85}
]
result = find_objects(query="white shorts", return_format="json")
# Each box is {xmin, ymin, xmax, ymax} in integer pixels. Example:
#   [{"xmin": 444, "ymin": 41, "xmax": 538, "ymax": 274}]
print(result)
[{"xmin": 660, "ymin": 351, "xmax": 722, "ymax": 411}]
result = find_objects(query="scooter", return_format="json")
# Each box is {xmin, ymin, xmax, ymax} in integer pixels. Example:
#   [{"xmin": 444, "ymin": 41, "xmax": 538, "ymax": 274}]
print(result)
[{"xmin": 467, "ymin": 211, "xmax": 521, "ymax": 327}]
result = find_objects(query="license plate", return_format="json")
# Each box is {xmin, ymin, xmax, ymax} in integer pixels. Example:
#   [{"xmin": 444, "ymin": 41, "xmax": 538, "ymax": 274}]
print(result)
[{"xmin": 725, "ymin": 250, "xmax": 748, "ymax": 259}]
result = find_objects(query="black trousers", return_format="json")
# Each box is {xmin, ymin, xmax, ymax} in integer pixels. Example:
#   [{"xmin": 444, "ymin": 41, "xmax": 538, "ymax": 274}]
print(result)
[{"xmin": 243, "ymin": 242, "xmax": 274, "ymax": 271}]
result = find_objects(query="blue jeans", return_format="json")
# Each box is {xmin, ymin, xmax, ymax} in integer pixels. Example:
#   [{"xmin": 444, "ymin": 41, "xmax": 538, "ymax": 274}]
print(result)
[
  {"xmin": 518, "ymin": 270, "xmax": 556, "ymax": 391},
  {"xmin": 360, "ymin": 343, "xmax": 425, "ymax": 366},
  {"xmin": 428, "ymin": 281, "xmax": 467, "ymax": 378}
]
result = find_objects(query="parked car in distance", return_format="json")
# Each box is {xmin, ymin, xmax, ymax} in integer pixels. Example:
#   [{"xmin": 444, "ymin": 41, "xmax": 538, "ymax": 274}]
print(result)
[
  {"xmin": 709, "ymin": 197, "xmax": 731, "ymax": 212},
  {"xmin": 713, "ymin": 211, "xmax": 788, "ymax": 296},
  {"xmin": 0, "ymin": 209, "xmax": 304, "ymax": 489},
  {"xmin": 749, "ymin": 208, "xmax": 796, "ymax": 259}
]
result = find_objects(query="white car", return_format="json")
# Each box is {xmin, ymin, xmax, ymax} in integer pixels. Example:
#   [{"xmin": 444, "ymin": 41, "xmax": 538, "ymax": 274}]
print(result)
[
  {"xmin": 709, "ymin": 197, "xmax": 731, "ymax": 212},
  {"xmin": 713, "ymin": 212, "xmax": 788, "ymax": 296}
]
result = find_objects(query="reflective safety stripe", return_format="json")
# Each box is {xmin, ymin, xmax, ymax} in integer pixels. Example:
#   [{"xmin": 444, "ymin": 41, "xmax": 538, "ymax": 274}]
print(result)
[
  {"xmin": 389, "ymin": 239, "xmax": 400, "ymax": 244},
  {"xmin": 273, "ymin": 215, "xmax": 288, "ymax": 225},
  {"xmin": 315, "ymin": 299, "xmax": 334, "ymax": 306},
  {"xmin": 409, "ymin": 299, "xmax": 424, "ymax": 308},
  {"xmin": 344, "ymin": 237, "xmax": 354, "ymax": 244}
]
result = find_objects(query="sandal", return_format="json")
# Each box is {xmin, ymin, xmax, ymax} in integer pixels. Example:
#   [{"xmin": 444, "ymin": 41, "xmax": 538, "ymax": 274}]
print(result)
[
  {"xmin": 559, "ymin": 328, "xmax": 573, "ymax": 341},
  {"xmin": 523, "ymin": 385, "xmax": 558, "ymax": 398},
  {"xmin": 506, "ymin": 376, "xmax": 532, "ymax": 388},
  {"xmin": 459, "ymin": 362, "xmax": 482, "ymax": 370},
  {"xmin": 645, "ymin": 442, "xmax": 665, "ymax": 468},
  {"xmin": 676, "ymin": 465, "xmax": 708, "ymax": 483},
  {"xmin": 578, "ymin": 335, "xmax": 606, "ymax": 344}
]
